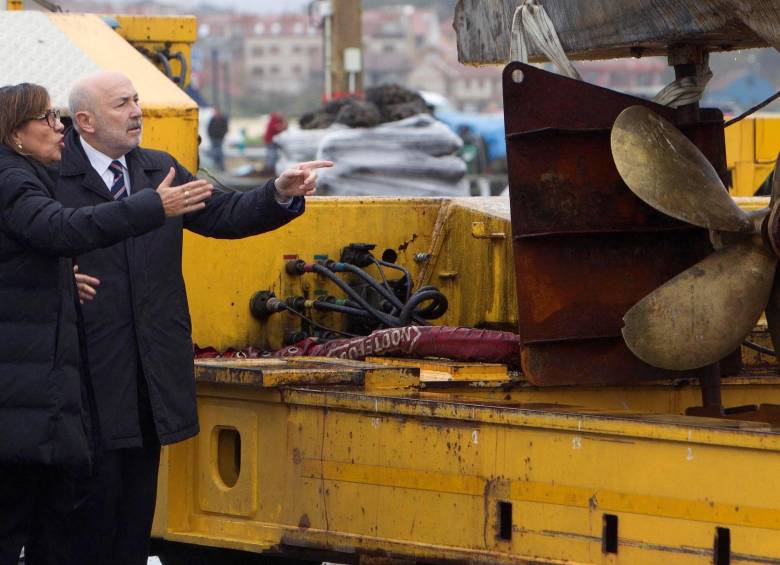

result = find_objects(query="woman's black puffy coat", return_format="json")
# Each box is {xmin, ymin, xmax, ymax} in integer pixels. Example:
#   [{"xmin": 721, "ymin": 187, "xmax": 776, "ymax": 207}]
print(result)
[{"xmin": 0, "ymin": 146, "xmax": 164, "ymax": 468}]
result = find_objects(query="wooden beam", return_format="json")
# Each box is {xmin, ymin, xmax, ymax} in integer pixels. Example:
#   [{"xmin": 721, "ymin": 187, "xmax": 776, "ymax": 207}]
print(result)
[{"xmin": 454, "ymin": 0, "xmax": 780, "ymax": 66}]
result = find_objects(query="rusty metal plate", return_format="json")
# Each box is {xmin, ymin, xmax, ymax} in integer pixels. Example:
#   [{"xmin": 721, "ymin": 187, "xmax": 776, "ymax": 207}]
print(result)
[
  {"xmin": 515, "ymin": 231, "xmax": 712, "ymax": 343},
  {"xmin": 503, "ymin": 62, "xmax": 739, "ymax": 385}
]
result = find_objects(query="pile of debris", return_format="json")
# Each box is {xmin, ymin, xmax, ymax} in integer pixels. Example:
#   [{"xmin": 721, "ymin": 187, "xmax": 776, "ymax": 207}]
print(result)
[
  {"xmin": 274, "ymin": 84, "xmax": 467, "ymax": 197},
  {"xmin": 299, "ymin": 84, "xmax": 430, "ymax": 130}
]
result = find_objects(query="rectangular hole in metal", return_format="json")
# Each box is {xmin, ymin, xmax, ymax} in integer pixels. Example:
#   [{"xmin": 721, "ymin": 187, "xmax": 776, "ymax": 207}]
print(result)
[
  {"xmin": 715, "ymin": 527, "xmax": 731, "ymax": 565},
  {"xmin": 602, "ymin": 514, "xmax": 618, "ymax": 554},
  {"xmin": 498, "ymin": 501, "xmax": 512, "ymax": 540}
]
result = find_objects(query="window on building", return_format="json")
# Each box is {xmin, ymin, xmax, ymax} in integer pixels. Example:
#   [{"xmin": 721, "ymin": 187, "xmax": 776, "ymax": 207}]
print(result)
[
  {"xmin": 293, "ymin": 22, "xmax": 304, "ymax": 34},
  {"xmin": 254, "ymin": 22, "xmax": 265, "ymax": 35},
  {"xmin": 252, "ymin": 66, "xmax": 264, "ymax": 76},
  {"xmin": 382, "ymin": 44, "xmax": 395, "ymax": 53},
  {"xmin": 293, "ymin": 65, "xmax": 302, "ymax": 75},
  {"xmin": 292, "ymin": 45, "xmax": 302, "ymax": 54},
  {"xmin": 270, "ymin": 65, "xmax": 280, "ymax": 75},
  {"xmin": 270, "ymin": 45, "xmax": 280, "ymax": 55},
  {"xmin": 271, "ymin": 22, "xmax": 282, "ymax": 35},
  {"xmin": 252, "ymin": 46, "xmax": 264, "ymax": 57}
]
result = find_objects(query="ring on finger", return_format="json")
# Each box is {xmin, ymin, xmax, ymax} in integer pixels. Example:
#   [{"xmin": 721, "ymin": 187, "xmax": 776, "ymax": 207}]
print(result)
[{"xmin": 184, "ymin": 190, "xmax": 190, "ymax": 198}]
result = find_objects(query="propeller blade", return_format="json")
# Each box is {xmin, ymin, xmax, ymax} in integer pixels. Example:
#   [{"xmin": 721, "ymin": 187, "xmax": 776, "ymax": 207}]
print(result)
[
  {"xmin": 764, "ymin": 266, "xmax": 780, "ymax": 369},
  {"xmin": 622, "ymin": 241, "xmax": 776, "ymax": 370},
  {"xmin": 611, "ymin": 106, "xmax": 754, "ymax": 234}
]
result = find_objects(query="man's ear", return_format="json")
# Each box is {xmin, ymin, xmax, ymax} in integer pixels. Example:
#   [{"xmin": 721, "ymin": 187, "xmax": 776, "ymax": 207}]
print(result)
[{"xmin": 75, "ymin": 110, "xmax": 95, "ymax": 134}]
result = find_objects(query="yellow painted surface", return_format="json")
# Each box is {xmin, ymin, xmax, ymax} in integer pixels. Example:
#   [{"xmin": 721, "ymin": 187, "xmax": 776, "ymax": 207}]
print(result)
[
  {"xmin": 159, "ymin": 368, "xmax": 780, "ymax": 563},
  {"xmin": 182, "ymin": 197, "xmax": 517, "ymax": 353},
  {"xmin": 47, "ymin": 13, "xmax": 198, "ymax": 171},
  {"xmin": 114, "ymin": 15, "xmax": 197, "ymax": 43},
  {"xmin": 182, "ymin": 194, "xmax": 762, "ymax": 355},
  {"xmin": 366, "ymin": 356, "xmax": 510, "ymax": 382},
  {"xmin": 114, "ymin": 15, "xmax": 197, "ymax": 88},
  {"xmin": 169, "ymin": 193, "xmax": 780, "ymax": 561},
  {"xmin": 726, "ymin": 115, "xmax": 780, "ymax": 196}
]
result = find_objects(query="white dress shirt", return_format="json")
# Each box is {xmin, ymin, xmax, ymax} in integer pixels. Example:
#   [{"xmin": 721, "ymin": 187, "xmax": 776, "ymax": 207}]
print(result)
[
  {"xmin": 79, "ymin": 137, "xmax": 295, "ymax": 206},
  {"xmin": 79, "ymin": 137, "xmax": 131, "ymax": 196}
]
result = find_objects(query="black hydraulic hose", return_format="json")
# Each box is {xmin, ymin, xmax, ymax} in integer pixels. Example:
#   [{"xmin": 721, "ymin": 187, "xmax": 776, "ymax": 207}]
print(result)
[
  {"xmin": 725, "ymin": 90, "xmax": 780, "ymax": 128},
  {"xmin": 340, "ymin": 261, "xmax": 436, "ymax": 324},
  {"xmin": 331, "ymin": 263, "xmax": 435, "ymax": 325},
  {"xmin": 409, "ymin": 285, "xmax": 447, "ymax": 319},
  {"xmin": 338, "ymin": 262, "xmax": 405, "ymax": 313},
  {"xmin": 312, "ymin": 299, "xmax": 373, "ymax": 318},
  {"xmin": 171, "ymin": 51, "xmax": 188, "ymax": 85},
  {"xmin": 743, "ymin": 339, "xmax": 776, "ymax": 356},
  {"xmin": 280, "ymin": 303, "xmax": 357, "ymax": 338},
  {"xmin": 370, "ymin": 257, "xmax": 394, "ymax": 295},
  {"xmin": 398, "ymin": 289, "xmax": 448, "ymax": 325},
  {"xmin": 378, "ymin": 259, "xmax": 412, "ymax": 301},
  {"xmin": 311, "ymin": 263, "xmax": 399, "ymax": 327},
  {"xmin": 307, "ymin": 262, "xmax": 447, "ymax": 328},
  {"xmin": 153, "ymin": 51, "xmax": 173, "ymax": 80}
]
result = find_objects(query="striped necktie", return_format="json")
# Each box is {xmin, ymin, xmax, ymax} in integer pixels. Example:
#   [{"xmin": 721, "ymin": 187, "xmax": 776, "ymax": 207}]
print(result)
[{"xmin": 109, "ymin": 160, "xmax": 127, "ymax": 200}]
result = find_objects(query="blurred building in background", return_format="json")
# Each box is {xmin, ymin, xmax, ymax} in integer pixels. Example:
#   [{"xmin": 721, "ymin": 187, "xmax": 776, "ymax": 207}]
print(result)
[{"xmin": 61, "ymin": 0, "xmax": 780, "ymax": 118}]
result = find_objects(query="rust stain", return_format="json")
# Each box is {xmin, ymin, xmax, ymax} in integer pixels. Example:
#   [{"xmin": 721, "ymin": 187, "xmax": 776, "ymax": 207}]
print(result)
[{"xmin": 504, "ymin": 62, "xmax": 736, "ymax": 385}]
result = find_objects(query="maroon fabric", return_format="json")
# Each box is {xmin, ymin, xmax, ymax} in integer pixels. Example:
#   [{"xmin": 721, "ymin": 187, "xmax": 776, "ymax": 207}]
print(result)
[
  {"xmin": 193, "ymin": 345, "xmax": 262, "ymax": 359},
  {"xmin": 263, "ymin": 112, "xmax": 287, "ymax": 144},
  {"xmin": 273, "ymin": 326, "xmax": 520, "ymax": 365}
]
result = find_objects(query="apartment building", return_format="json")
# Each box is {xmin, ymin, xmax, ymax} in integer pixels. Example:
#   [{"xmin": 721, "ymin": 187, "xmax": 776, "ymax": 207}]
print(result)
[{"xmin": 242, "ymin": 14, "xmax": 323, "ymax": 95}]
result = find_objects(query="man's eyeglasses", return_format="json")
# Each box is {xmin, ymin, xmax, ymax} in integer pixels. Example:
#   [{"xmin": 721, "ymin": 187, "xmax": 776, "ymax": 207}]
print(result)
[{"xmin": 35, "ymin": 108, "xmax": 61, "ymax": 129}]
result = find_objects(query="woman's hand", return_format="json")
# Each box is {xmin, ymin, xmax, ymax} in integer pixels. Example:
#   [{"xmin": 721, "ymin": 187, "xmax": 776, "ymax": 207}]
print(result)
[
  {"xmin": 73, "ymin": 265, "xmax": 100, "ymax": 304},
  {"xmin": 156, "ymin": 167, "xmax": 213, "ymax": 217}
]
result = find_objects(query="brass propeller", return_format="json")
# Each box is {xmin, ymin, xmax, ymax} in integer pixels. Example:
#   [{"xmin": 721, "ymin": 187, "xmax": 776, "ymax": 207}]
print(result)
[
  {"xmin": 612, "ymin": 106, "xmax": 780, "ymax": 370},
  {"xmin": 611, "ymin": 106, "xmax": 754, "ymax": 234},
  {"xmin": 622, "ymin": 242, "xmax": 776, "ymax": 370}
]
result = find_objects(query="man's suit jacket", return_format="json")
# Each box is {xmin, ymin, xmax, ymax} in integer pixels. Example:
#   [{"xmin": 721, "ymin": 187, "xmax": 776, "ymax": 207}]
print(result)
[{"xmin": 56, "ymin": 129, "xmax": 304, "ymax": 449}]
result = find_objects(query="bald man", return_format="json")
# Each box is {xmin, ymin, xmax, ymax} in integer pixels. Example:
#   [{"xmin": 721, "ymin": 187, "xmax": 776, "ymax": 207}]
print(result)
[{"xmin": 55, "ymin": 70, "xmax": 331, "ymax": 565}]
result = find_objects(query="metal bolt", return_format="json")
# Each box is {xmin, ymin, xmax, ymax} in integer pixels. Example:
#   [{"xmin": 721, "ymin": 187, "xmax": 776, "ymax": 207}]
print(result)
[{"xmin": 414, "ymin": 252, "xmax": 431, "ymax": 263}]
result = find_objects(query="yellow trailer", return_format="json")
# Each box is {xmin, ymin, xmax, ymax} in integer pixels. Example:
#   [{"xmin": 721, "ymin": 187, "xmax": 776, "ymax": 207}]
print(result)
[
  {"xmin": 4, "ymin": 3, "xmax": 780, "ymax": 564},
  {"xmin": 149, "ymin": 195, "xmax": 780, "ymax": 564}
]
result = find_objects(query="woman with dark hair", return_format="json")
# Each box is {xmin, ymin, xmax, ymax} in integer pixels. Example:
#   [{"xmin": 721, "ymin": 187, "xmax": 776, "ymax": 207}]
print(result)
[{"xmin": 0, "ymin": 83, "xmax": 212, "ymax": 564}]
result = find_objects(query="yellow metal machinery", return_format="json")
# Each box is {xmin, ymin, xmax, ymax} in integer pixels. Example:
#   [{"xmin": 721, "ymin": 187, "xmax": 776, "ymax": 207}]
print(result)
[
  {"xmin": 6, "ymin": 4, "xmax": 780, "ymax": 564},
  {"xmin": 0, "ymin": 8, "xmax": 198, "ymax": 173},
  {"xmin": 156, "ymin": 195, "xmax": 780, "ymax": 565},
  {"xmin": 726, "ymin": 115, "xmax": 780, "ymax": 196}
]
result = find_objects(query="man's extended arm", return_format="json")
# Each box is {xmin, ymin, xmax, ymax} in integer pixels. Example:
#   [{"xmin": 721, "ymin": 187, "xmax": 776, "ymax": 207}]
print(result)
[{"xmin": 181, "ymin": 159, "xmax": 332, "ymax": 239}]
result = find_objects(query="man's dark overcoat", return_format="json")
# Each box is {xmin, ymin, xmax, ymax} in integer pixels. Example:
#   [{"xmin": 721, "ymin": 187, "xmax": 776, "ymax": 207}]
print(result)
[{"xmin": 56, "ymin": 130, "xmax": 303, "ymax": 449}]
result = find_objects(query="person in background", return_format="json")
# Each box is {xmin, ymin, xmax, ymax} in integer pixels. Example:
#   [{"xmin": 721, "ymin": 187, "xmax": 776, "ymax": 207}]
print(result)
[
  {"xmin": 0, "ymin": 82, "xmax": 211, "ymax": 565},
  {"xmin": 58, "ymin": 70, "xmax": 331, "ymax": 565},
  {"xmin": 457, "ymin": 124, "xmax": 487, "ymax": 176},
  {"xmin": 263, "ymin": 111, "xmax": 287, "ymax": 173},
  {"xmin": 457, "ymin": 124, "xmax": 489, "ymax": 195},
  {"xmin": 206, "ymin": 106, "xmax": 228, "ymax": 171}
]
